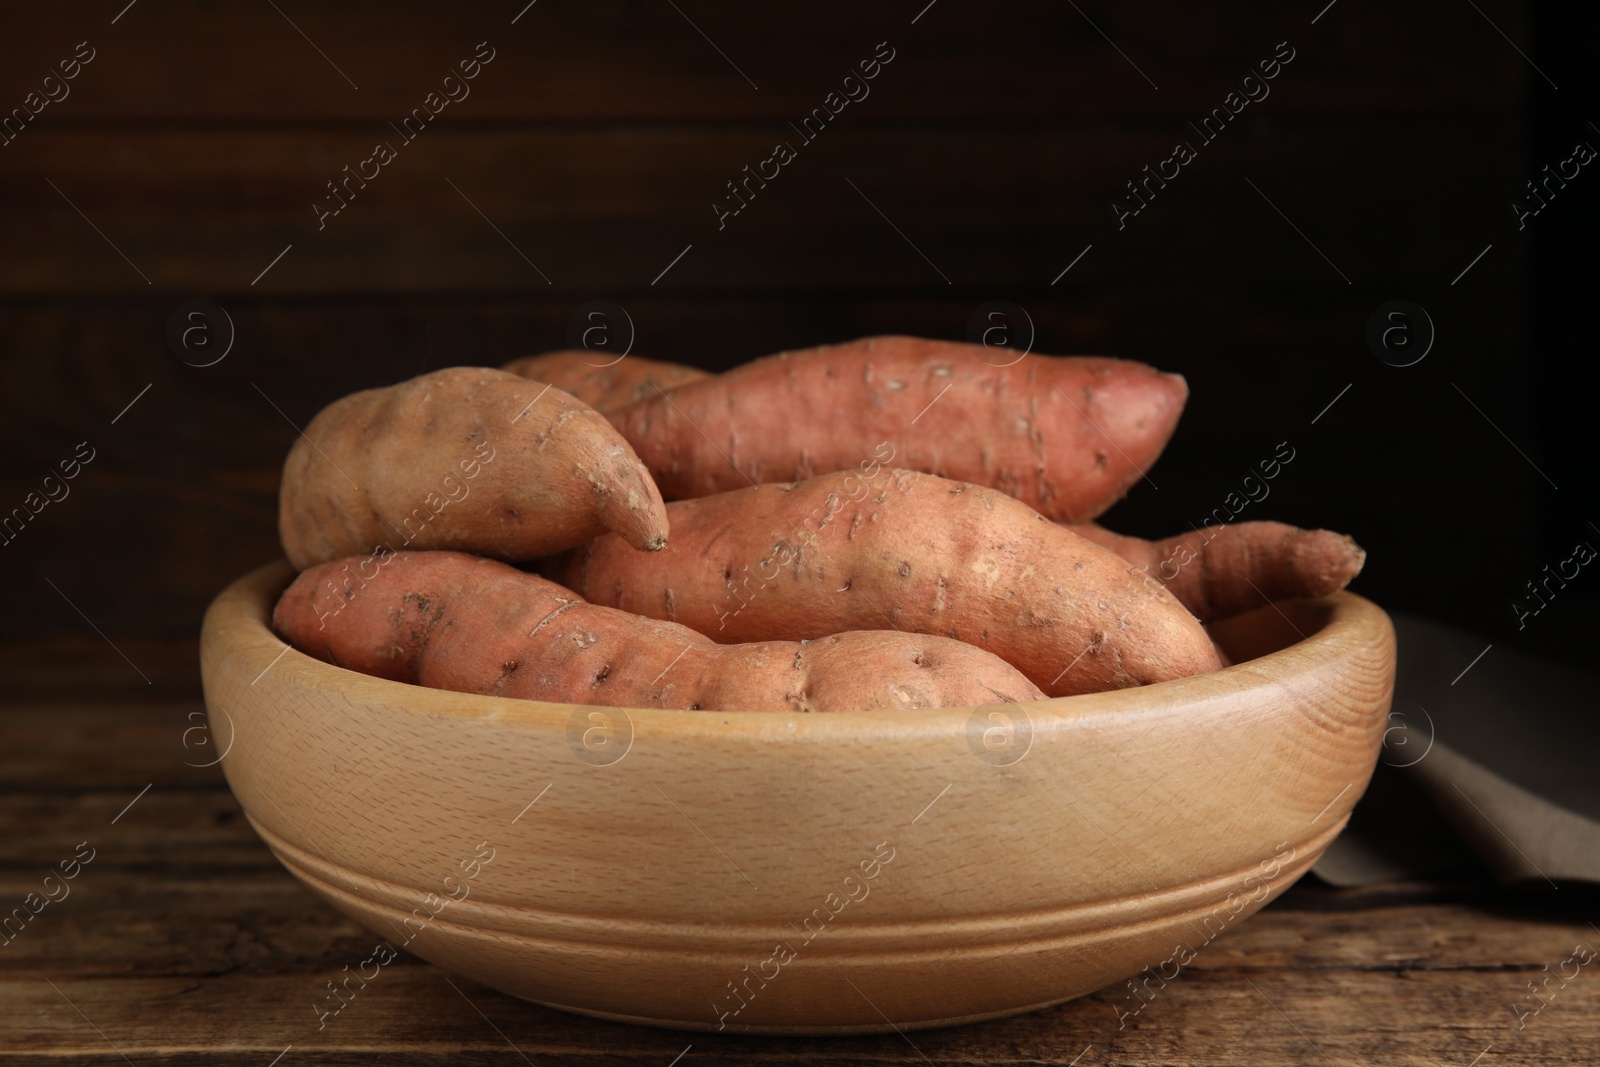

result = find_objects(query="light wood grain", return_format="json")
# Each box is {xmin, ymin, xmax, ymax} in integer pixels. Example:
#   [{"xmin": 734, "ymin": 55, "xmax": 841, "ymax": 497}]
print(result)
[{"xmin": 198, "ymin": 562, "xmax": 1395, "ymax": 1033}]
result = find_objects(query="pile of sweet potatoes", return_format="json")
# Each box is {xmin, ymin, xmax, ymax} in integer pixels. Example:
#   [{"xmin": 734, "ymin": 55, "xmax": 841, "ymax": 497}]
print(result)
[{"xmin": 271, "ymin": 337, "xmax": 1364, "ymax": 713}]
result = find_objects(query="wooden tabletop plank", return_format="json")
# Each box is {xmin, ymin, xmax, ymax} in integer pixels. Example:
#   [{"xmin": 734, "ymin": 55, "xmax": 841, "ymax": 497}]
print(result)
[
  {"xmin": 3, "ymin": 648, "xmax": 1594, "ymax": 1063},
  {"xmin": 3, "ymin": 946, "xmax": 1591, "ymax": 1064}
]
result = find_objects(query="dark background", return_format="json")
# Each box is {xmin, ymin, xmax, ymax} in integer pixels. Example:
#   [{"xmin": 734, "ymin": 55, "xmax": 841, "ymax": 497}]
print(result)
[{"xmin": 2, "ymin": 0, "xmax": 1595, "ymax": 669}]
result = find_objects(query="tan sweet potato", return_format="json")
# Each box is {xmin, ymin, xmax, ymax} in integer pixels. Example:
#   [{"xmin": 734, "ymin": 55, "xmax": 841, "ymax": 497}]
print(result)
[
  {"xmin": 502, "ymin": 351, "xmax": 708, "ymax": 413},
  {"xmin": 606, "ymin": 335, "xmax": 1188, "ymax": 522},
  {"xmin": 274, "ymin": 551, "xmax": 1045, "ymax": 711},
  {"xmin": 546, "ymin": 468, "xmax": 1222, "ymax": 697},
  {"xmin": 278, "ymin": 367, "xmax": 669, "ymax": 571},
  {"xmin": 1070, "ymin": 521, "xmax": 1367, "ymax": 622}
]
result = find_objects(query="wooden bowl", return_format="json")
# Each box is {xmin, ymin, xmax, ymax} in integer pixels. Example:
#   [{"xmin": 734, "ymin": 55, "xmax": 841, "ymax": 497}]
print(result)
[{"xmin": 200, "ymin": 562, "xmax": 1394, "ymax": 1034}]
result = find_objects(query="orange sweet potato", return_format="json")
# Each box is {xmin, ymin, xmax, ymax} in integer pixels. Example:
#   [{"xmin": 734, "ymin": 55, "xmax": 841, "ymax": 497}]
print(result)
[
  {"xmin": 278, "ymin": 367, "xmax": 669, "ymax": 571},
  {"xmin": 606, "ymin": 335, "xmax": 1188, "ymax": 521},
  {"xmin": 1070, "ymin": 521, "xmax": 1366, "ymax": 622},
  {"xmin": 502, "ymin": 351, "xmax": 708, "ymax": 413},
  {"xmin": 546, "ymin": 468, "xmax": 1222, "ymax": 697},
  {"xmin": 274, "ymin": 551, "xmax": 1045, "ymax": 711}
]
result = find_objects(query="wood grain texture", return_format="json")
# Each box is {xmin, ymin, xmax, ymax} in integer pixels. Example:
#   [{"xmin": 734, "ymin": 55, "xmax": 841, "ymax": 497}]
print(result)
[
  {"xmin": 0, "ymin": 1, "xmax": 1524, "ymax": 122},
  {"xmin": 0, "ymin": 122, "xmax": 1520, "ymax": 294},
  {"xmin": 3, "ymin": 0, "xmax": 1591, "ymax": 1056},
  {"xmin": 0, "ymin": 0, "xmax": 1543, "ymax": 650},
  {"xmin": 4, "ymin": 650, "xmax": 1597, "ymax": 1063},
  {"xmin": 196, "ymin": 562, "xmax": 1395, "ymax": 1032}
]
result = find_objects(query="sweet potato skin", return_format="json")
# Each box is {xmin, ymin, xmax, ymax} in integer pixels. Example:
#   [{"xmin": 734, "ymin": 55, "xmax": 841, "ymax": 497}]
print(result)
[
  {"xmin": 278, "ymin": 368, "xmax": 670, "ymax": 571},
  {"xmin": 547, "ymin": 468, "xmax": 1222, "ymax": 697},
  {"xmin": 606, "ymin": 335, "xmax": 1187, "ymax": 522},
  {"xmin": 1070, "ymin": 521, "xmax": 1367, "ymax": 622},
  {"xmin": 502, "ymin": 351, "xmax": 708, "ymax": 413},
  {"xmin": 274, "ymin": 551, "xmax": 1045, "ymax": 712}
]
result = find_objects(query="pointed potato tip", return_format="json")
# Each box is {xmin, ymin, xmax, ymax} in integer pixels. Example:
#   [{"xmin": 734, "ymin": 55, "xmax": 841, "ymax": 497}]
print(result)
[
  {"xmin": 1293, "ymin": 529, "xmax": 1367, "ymax": 594},
  {"xmin": 1342, "ymin": 535, "xmax": 1367, "ymax": 577},
  {"xmin": 1162, "ymin": 371, "xmax": 1189, "ymax": 399}
]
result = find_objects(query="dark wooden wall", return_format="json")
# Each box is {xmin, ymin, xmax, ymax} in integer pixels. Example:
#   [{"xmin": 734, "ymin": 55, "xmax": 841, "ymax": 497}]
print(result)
[{"xmin": 2, "ymin": 0, "xmax": 1588, "ymax": 663}]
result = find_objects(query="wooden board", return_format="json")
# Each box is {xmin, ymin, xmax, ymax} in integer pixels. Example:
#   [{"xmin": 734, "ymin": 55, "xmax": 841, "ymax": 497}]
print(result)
[
  {"xmin": 1, "ymin": 645, "xmax": 1596, "ymax": 1062},
  {"xmin": 0, "ymin": 0, "xmax": 1555, "ymax": 652},
  {"xmin": 0, "ymin": 0, "xmax": 1525, "ymax": 122},
  {"xmin": 0, "ymin": 122, "xmax": 1521, "ymax": 294}
]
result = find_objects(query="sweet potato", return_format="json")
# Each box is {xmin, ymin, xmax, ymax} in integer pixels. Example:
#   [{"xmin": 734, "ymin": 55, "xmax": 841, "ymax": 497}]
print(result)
[
  {"xmin": 502, "ymin": 351, "xmax": 708, "ymax": 413},
  {"xmin": 606, "ymin": 335, "xmax": 1188, "ymax": 522},
  {"xmin": 274, "ymin": 551, "xmax": 1045, "ymax": 711},
  {"xmin": 1070, "ymin": 521, "xmax": 1366, "ymax": 622},
  {"xmin": 545, "ymin": 468, "xmax": 1222, "ymax": 696},
  {"xmin": 278, "ymin": 367, "xmax": 669, "ymax": 571}
]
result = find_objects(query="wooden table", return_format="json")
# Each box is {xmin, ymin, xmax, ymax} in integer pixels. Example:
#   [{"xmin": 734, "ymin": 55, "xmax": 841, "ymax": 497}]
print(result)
[{"xmin": 4, "ymin": 638, "xmax": 1596, "ymax": 1066}]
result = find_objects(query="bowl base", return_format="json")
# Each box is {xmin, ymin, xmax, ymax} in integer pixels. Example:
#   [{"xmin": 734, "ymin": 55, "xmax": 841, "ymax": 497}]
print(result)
[{"xmin": 516, "ymin": 992, "xmax": 1075, "ymax": 1035}]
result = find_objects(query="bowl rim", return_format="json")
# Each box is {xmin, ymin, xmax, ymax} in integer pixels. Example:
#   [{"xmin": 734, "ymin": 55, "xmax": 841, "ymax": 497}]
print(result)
[{"xmin": 205, "ymin": 560, "xmax": 1391, "ymax": 742}]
